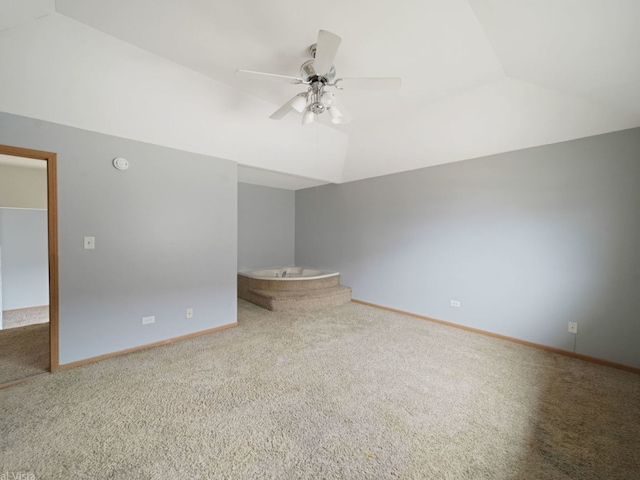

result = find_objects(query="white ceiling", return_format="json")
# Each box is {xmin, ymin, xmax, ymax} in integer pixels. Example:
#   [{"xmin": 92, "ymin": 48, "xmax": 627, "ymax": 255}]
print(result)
[
  {"xmin": 238, "ymin": 165, "xmax": 327, "ymax": 190},
  {"xmin": 2, "ymin": 0, "xmax": 640, "ymax": 189}
]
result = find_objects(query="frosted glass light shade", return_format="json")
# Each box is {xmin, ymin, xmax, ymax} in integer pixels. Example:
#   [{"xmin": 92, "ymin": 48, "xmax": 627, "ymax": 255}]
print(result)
[
  {"xmin": 322, "ymin": 92, "xmax": 334, "ymax": 106},
  {"xmin": 302, "ymin": 109, "xmax": 315, "ymax": 125},
  {"xmin": 291, "ymin": 95, "xmax": 307, "ymax": 113},
  {"xmin": 329, "ymin": 106, "xmax": 343, "ymax": 124}
]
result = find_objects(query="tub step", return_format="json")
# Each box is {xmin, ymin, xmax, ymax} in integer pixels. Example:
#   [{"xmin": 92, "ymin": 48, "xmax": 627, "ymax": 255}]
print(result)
[{"xmin": 246, "ymin": 285, "xmax": 352, "ymax": 312}]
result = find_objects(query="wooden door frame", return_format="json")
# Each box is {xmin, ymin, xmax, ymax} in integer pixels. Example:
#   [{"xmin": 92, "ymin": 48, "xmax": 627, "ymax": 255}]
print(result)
[{"xmin": 0, "ymin": 144, "xmax": 59, "ymax": 371}]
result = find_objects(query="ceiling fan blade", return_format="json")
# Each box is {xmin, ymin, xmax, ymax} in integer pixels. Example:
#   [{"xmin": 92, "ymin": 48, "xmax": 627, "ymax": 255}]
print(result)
[
  {"xmin": 313, "ymin": 30, "xmax": 342, "ymax": 76},
  {"xmin": 269, "ymin": 94, "xmax": 307, "ymax": 120},
  {"xmin": 337, "ymin": 77, "xmax": 402, "ymax": 90},
  {"xmin": 235, "ymin": 69, "xmax": 303, "ymax": 84}
]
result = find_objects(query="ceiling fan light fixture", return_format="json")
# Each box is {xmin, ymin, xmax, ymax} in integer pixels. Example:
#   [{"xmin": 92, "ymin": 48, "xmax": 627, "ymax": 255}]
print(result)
[
  {"xmin": 329, "ymin": 106, "xmax": 343, "ymax": 124},
  {"xmin": 322, "ymin": 91, "xmax": 334, "ymax": 106},
  {"xmin": 302, "ymin": 109, "xmax": 315, "ymax": 125},
  {"xmin": 309, "ymin": 102, "xmax": 325, "ymax": 114},
  {"xmin": 291, "ymin": 94, "xmax": 308, "ymax": 113}
]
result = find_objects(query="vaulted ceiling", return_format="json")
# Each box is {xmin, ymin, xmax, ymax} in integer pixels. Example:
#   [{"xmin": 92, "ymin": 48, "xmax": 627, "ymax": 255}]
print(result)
[{"xmin": 1, "ymin": 0, "xmax": 639, "ymax": 188}]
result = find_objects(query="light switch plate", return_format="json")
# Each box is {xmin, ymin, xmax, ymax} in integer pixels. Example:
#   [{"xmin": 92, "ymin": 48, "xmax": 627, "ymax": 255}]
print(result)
[{"xmin": 84, "ymin": 236, "xmax": 95, "ymax": 249}]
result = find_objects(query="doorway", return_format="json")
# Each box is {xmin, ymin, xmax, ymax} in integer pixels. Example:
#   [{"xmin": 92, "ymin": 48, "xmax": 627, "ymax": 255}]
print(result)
[{"xmin": 0, "ymin": 144, "xmax": 58, "ymax": 388}]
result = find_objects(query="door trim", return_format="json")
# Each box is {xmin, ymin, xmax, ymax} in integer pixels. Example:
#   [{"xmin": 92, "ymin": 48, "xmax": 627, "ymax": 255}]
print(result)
[{"xmin": 0, "ymin": 144, "xmax": 59, "ymax": 371}]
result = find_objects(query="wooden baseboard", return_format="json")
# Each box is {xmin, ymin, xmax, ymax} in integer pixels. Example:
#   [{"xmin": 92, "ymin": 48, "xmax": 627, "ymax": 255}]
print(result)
[
  {"xmin": 0, "ymin": 372, "xmax": 50, "ymax": 390},
  {"xmin": 58, "ymin": 322, "xmax": 238, "ymax": 370},
  {"xmin": 352, "ymin": 299, "xmax": 640, "ymax": 375}
]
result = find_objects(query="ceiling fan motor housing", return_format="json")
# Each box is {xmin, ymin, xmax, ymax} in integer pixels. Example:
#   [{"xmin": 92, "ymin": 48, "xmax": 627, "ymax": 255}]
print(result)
[
  {"xmin": 300, "ymin": 59, "xmax": 336, "ymax": 83},
  {"xmin": 301, "ymin": 51, "xmax": 336, "ymax": 115},
  {"xmin": 307, "ymin": 81, "xmax": 326, "ymax": 114}
]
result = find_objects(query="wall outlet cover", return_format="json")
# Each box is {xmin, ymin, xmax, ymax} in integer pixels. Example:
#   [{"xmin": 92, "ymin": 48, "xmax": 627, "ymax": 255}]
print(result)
[{"xmin": 84, "ymin": 236, "xmax": 95, "ymax": 249}]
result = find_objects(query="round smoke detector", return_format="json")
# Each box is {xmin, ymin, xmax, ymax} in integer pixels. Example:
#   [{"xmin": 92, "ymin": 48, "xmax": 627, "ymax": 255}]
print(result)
[{"xmin": 112, "ymin": 157, "xmax": 129, "ymax": 170}]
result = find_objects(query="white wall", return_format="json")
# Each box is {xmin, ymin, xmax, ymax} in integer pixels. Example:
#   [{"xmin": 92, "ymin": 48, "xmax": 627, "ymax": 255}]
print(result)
[
  {"xmin": 238, "ymin": 183, "xmax": 295, "ymax": 271},
  {"xmin": 0, "ymin": 164, "xmax": 47, "ymax": 209},
  {"xmin": 0, "ymin": 208, "xmax": 49, "ymax": 311}
]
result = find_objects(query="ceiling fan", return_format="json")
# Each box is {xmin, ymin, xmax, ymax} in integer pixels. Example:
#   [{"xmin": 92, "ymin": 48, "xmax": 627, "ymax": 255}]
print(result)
[{"xmin": 235, "ymin": 30, "xmax": 401, "ymax": 125}]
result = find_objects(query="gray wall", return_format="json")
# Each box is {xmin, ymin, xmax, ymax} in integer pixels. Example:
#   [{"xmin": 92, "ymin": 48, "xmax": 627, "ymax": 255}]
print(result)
[
  {"xmin": 238, "ymin": 182, "xmax": 294, "ymax": 270},
  {"xmin": 296, "ymin": 128, "xmax": 640, "ymax": 368},
  {"xmin": 0, "ymin": 112, "xmax": 237, "ymax": 365},
  {"xmin": 0, "ymin": 208, "xmax": 49, "ymax": 311}
]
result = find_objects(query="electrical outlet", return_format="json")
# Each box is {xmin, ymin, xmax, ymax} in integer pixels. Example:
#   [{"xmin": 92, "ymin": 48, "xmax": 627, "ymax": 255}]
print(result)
[
  {"xmin": 568, "ymin": 322, "xmax": 578, "ymax": 334},
  {"xmin": 186, "ymin": 308, "xmax": 193, "ymax": 319},
  {"xmin": 142, "ymin": 316, "xmax": 155, "ymax": 325},
  {"xmin": 450, "ymin": 300, "xmax": 461, "ymax": 308}
]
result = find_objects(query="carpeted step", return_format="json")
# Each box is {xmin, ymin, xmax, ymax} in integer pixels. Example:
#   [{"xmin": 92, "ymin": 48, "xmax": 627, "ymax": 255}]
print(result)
[{"xmin": 245, "ymin": 285, "xmax": 352, "ymax": 312}]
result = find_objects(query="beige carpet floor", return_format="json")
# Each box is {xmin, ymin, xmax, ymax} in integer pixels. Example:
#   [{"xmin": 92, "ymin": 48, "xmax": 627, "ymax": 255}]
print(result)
[
  {"xmin": 2, "ymin": 306, "xmax": 49, "ymax": 329},
  {"xmin": 1, "ymin": 300, "xmax": 639, "ymax": 479},
  {"xmin": 0, "ymin": 322, "xmax": 49, "ymax": 385}
]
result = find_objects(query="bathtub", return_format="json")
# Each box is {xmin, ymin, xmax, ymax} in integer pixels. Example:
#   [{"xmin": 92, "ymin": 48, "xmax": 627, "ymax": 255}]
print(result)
[
  {"xmin": 238, "ymin": 265, "xmax": 342, "ymax": 305},
  {"xmin": 238, "ymin": 266, "xmax": 348, "ymax": 310},
  {"xmin": 239, "ymin": 266, "xmax": 338, "ymax": 281}
]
